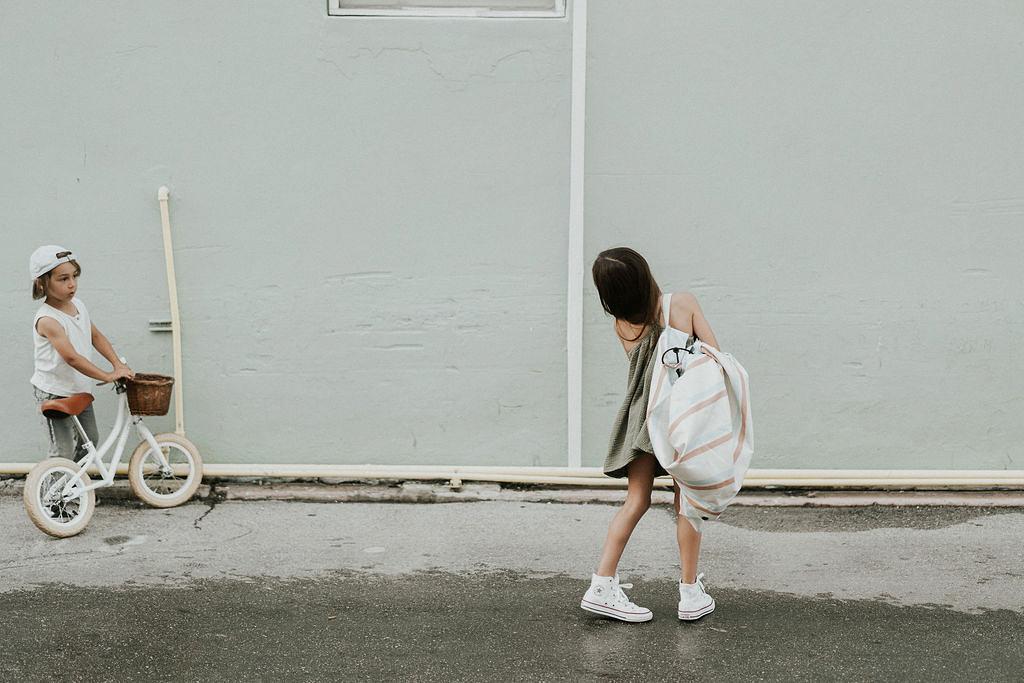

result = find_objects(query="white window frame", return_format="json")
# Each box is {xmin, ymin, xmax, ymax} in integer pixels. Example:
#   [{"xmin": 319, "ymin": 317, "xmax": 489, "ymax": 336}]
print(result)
[{"xmin": 328, "ymin": 0, "xmax": 565, "ymax": 18}]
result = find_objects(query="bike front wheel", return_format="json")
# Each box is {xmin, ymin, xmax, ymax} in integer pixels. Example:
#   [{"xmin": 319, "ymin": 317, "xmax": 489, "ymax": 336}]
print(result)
[
  {"xmin": 24, "ymin": 457, "xmax": 96, "ymax": 538},
  {"xmin": 127, "ymin": 433, "xmax": 203, "ymax": 508}
]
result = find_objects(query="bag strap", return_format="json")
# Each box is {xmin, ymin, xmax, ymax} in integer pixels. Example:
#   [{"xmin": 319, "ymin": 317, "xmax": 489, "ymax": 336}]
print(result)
[
  {"xmin": 660, "ymin": 292, "xmax": 699, "ymax": 362},
  {"xmin": 662, "ymin": 292, "xmax": 697, "ymax": 346}
]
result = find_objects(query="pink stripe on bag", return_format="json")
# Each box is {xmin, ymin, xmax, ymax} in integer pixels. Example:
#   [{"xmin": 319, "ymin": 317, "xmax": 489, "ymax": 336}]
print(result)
[
  {"xmin": 675, "ymin": 432, "xmax": 732, "ymax": 465},
  {"xmin": 668, "ymin": 389, "xmax": 727, "ymax": 435},
  {"xmin": 730, "ymin": 366, "xmax": 750, "ymax": 464},
  {"xmin": 685, "ymin": 477, "xmax": 735, "ymax": 491},
  {"xmin": 688, "ymin": 354, "xmax": 713, "ymax": 371},
  {"xmin": 684, "ymin": 495, "xmax": 721, "ymax": 517},
  {"xmin": 647, "ymin": 365, "xmax": 669, "ymax": 418},
  {"xmin": 648, "ymin": 351, "xmax": 714, "ymax": 419}
]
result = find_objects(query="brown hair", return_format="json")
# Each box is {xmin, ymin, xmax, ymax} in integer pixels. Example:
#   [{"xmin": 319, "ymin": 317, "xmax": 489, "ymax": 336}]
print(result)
[
  {"xmin": 592, "ymin": 247, "xmax": 660, "ymax": 342},
  {"xmin": 32, "ymin": 260, "xmax": 81, "ymax": 300}
]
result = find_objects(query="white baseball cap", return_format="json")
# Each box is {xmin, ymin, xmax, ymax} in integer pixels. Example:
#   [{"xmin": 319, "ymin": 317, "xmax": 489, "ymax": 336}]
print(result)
[{"xmin": 29, "ymin": 245, "xmax": 77, "ymax": 279}]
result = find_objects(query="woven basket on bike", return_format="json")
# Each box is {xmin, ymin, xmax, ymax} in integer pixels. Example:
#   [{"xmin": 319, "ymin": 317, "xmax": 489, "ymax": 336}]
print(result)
[{"xmin": 125, "ymin": 374, "xmax": 175, "ymax": 416}]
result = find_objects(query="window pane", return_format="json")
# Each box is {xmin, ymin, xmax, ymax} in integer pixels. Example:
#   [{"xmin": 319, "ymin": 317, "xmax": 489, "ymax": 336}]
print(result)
[{"xmin": 339, "ymin": 0, "xmax": 558, "ymax": 10}]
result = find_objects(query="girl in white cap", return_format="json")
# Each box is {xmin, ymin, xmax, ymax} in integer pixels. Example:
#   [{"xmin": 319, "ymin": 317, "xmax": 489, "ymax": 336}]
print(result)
[{"xmin": 29, "ymin": 245, "xmax": 134, "ymax": 462}]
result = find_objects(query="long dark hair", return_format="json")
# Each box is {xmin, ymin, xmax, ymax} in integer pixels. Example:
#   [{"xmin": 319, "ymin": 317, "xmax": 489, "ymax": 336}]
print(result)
[{"xmin": 592, "ymin": 247, "xmax": 660, "ymax": 342}]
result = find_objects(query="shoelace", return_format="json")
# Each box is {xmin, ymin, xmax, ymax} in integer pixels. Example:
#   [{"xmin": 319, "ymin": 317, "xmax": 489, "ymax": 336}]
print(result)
[{"xmin": 614, "ymin": 581, "xmax": 640, "ymax": 608}]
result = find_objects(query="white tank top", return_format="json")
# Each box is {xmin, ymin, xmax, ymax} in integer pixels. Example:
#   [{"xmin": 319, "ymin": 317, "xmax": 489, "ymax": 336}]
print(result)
[{"xmin": 30, "ymin": 297, "xmax": 95, "ymax": 396}]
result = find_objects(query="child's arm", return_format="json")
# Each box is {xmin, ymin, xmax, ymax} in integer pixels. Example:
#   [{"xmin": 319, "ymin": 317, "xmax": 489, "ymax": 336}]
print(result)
[
  {"xmin": 35, "ymin": 317, "xmax": 132, "ymax": 384},
  {"xmin": 680, "ymin": 292, "xmax": 720, "ymax": 350},
  {"xmin": 91, "ymin": 324, "xmax": 134, "ymax": 379}
]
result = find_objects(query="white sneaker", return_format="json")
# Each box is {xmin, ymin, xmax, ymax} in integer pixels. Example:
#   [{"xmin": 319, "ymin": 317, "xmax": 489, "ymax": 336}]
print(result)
[
  {"xmin": 580, "ymin": 574, "xmax": 653, "ymax": 623},
  {"xmin": 677, "ymin": 573, "xmax": 715, "ymax": 621}
]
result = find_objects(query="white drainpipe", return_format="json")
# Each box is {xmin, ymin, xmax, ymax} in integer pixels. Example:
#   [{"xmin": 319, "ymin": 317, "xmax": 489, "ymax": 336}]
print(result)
[
  {"xmin": 566, "ymin": 0, "xmax": 588, "ymax": 468},
  {"xmin": 2, "ymin": 464, "xmax": 1022, "ymax": 489},
  {"xmin": 158, "ymin": 186, "xmax": 186, "ymax": 436}
]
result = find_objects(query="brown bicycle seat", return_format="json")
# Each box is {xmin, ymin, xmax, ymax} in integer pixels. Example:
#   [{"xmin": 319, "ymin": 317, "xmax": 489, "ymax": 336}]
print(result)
[{"xmin": 40, "ymin": 393, "xmax": 94, "ymax": 419}]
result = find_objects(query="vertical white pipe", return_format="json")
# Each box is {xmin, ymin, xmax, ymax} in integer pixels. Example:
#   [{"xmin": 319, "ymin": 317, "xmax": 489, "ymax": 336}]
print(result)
[
  {"xmin": 158, "ymin": 186, "xmax": 186, "ymax": 436},
  {"xmin": 567, "ymin": 0, "xmax": 588, "ymax": 467}
]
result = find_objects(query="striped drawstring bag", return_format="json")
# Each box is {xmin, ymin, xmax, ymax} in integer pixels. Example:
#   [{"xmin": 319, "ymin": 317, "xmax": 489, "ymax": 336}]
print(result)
[{"xmin": 646, "ymin": 294, "xmax": 754, "ymax": 532}]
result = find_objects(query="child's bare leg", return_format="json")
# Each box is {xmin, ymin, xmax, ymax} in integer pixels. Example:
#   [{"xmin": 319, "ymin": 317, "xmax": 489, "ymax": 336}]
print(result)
[
  {"xmin": 595, "ymin": 453, "xmax": 657, "ymax": 576},
  {"xmin": 674, "ymin": 481, "xmax": 702, "ymax": 583}
]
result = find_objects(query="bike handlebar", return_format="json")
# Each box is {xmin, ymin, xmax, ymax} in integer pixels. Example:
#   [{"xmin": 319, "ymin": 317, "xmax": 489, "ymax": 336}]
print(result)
[{"xmin": 95, "ymin": 357, "xmax": 132, "ymax": 389}]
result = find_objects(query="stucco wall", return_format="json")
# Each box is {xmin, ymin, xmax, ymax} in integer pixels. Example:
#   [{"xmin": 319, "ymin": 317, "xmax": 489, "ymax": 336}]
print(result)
[
  {"xmin": 582, "ymin": 1, "xmax": 1024, "ymax": 470},
  {"xmin": 1, "ymin": 1, "xmax": 571, "ymax": 465},
  {"xmin": 3, "ymin": 2, "xmax": 1022, "ymax": 471}
]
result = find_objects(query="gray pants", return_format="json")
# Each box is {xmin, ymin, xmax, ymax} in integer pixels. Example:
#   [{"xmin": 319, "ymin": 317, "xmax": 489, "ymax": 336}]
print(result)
[{"xmin": 33, "ymin": 388, "xmax": 100, "ymax": 463}]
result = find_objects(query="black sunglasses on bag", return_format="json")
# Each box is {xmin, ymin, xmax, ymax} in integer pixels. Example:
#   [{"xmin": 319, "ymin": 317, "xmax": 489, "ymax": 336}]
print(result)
[{"xmin": 661, "ymin": 335, "xmax": 699, "ymax": 377}]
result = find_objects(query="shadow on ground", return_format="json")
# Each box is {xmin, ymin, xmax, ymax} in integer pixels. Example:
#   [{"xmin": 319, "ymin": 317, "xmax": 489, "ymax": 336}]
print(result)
[{"xmin": 1, "ymin": 571, "xmax": 1020, "ymax": 681}]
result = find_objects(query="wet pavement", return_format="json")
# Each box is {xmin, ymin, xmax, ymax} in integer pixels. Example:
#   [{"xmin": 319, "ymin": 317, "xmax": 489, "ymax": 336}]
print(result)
[{"xmin": 1, "ymin": 495, "xmax": 1022, "ymax": 681}]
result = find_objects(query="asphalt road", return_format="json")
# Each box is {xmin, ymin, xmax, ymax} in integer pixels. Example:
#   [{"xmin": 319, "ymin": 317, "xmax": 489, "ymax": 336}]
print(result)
[{"xmin": 1, "ymin": 495, "xmax": 1021, "ymax": 681}]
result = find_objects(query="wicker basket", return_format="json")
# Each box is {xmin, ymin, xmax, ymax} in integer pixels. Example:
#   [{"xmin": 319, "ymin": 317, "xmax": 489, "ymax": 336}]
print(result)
[{"xmin": 126, "ymin": 373, "xmax": 175, "ymax": 416}]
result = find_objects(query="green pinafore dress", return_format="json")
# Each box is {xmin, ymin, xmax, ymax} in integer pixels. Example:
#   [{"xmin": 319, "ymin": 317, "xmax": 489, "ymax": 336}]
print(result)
[{"xmin": 602, "ymin": 321, "xmax": 670, "ymax": 479}]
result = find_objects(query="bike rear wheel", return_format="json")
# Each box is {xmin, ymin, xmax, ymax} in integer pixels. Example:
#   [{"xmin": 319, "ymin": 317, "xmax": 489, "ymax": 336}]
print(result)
[
  {"xmin": 127, "ymin": 433, "xmax": 203, "ymax": 508},
  {"xmin": 24, "ymin": 457, "xmax": 96, "ymax": 538}
]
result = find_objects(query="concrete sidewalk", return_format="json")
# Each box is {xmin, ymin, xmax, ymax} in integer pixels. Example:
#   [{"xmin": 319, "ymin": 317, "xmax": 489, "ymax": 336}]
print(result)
[
  {"xmin": 1, "ymin": 495, "xmax": 1022, "ymax": 680},
  {"xmin": 6, "ymin": 474, "xmax": 1024, "ymax": 507}
]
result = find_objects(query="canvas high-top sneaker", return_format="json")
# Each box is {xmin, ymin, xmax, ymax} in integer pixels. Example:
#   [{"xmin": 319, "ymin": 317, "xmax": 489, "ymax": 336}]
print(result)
[
  {"xmin": 677, "ymin": 572, "xmax": 715, "ymax": 621},
  {"xmin": 580, "ymin": 574, "xmax": 653, "ymax": 623}
]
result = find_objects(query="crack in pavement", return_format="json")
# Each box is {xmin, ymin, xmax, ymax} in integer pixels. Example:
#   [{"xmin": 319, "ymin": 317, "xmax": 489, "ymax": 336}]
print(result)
[{"xmin": 192, "ymin": 484, "xmax": 223, "ymax": 530}]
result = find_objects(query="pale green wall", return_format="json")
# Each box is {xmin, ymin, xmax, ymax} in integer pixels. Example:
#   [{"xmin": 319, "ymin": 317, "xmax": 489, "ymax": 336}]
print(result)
[
  {"xmin": 3, "ymin": 2, "xmax": 1021, "ymax": 470},
  {"xmin": 1, "ymin": 1, "xmax": 571, "ymax": 466},
  {"xmin": 583, "ymin": 1, "xmax": 1024, "ymax": 470}
]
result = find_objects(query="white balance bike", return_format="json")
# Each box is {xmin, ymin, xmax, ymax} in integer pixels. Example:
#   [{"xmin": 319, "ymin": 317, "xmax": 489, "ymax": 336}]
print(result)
[{"xmin": 24, "ymin": 374, "xmax": 202, "ymax": 538}]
